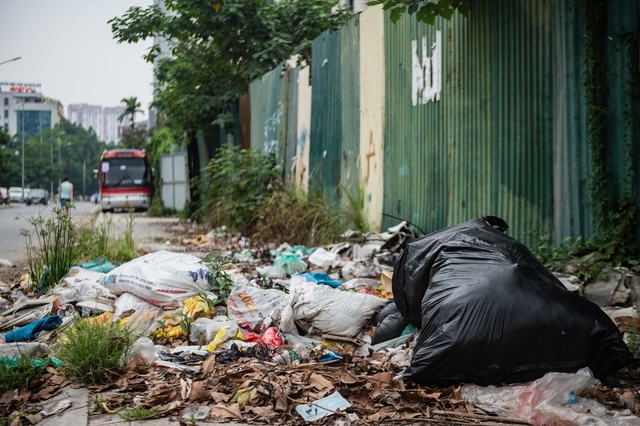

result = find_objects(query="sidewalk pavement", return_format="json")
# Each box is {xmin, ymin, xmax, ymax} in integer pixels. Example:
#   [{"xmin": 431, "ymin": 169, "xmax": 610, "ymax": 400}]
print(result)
[{"xmin": 34, "ymin": 385, "xmax": 248, "ymax": 426}]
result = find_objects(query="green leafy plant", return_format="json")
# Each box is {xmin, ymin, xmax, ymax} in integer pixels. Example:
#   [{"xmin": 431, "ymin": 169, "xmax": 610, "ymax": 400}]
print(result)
[
  {"xmin": 367, "ymin": 0, "xmax": 472, "ymax": 25},
  {"xmin": 54, "ymin": 315, "xmax": 137, "ymax": 384},
  {"xmin": 204, "ymin": 145, "xmax": 281, "ymax": 234},
  {"xmin": 0, "ymin": 351, "xmax": 49, "ymax": 394},
  {"xmin": 21, "ymin": 206, "xmax": 81, "ymax": 292},
  {"xmin": 118, "ymin": 406, "xmax": 159, "ymax": 421},
  {"xmin": 201, "ymin": 253, "xmax": 235, "ymax": 304},
  {"xmin": 626, "ymin": 327, "xmax": 640, "ymax": 360}
]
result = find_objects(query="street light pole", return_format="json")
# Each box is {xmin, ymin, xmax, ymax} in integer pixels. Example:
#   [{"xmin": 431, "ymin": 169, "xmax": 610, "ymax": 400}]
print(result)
[
  {"xmin": 0, "ymin": 56, "xmax": 21, "ymax": 67},
  {"xmin": 21, "ymin": 98, "xmax": 25, "ymax": 202}
]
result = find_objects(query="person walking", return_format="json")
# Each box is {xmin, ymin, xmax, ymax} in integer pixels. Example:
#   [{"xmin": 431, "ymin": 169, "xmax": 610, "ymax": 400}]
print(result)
[{"xmin": 60, "ymin": 177, "xmax": 73, "ymax": 214}]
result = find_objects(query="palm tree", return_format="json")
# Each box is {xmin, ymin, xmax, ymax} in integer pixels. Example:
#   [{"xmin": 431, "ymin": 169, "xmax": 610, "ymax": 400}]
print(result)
[
  {"xmin": 119, "ymin": 97, "xmax": 143, "ymax": 128},
  {"xmin": 118, "ymin": 97, "xmax": 143, "ymax": 149}
]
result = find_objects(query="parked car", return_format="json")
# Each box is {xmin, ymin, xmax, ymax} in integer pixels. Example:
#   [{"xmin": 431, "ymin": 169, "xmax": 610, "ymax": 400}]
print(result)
[
  {"xmin": 8, "ymin": 187, "xmax": 28, "ymax": 203},
  {"xmin": 26, "ymin": 189, "xmax": 47, "ymax": 205},
  {"xmin": 0, "ymin": 187, "xmax": 8, "ymax": 204}
]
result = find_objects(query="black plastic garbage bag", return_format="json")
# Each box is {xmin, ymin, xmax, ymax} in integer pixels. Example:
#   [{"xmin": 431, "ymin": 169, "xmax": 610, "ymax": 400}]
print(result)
[
  {"xmin": 393, "ymin": 217, "xmax": 631, "ymax": 386},
  {"xmin": 372, "ymin": 301, "xmax": 410, "ymax": 345}
]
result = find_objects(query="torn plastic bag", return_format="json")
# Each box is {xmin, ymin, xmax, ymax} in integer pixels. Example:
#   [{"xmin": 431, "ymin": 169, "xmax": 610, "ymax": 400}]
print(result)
[
  {"xmin": 101, "ymin": 250, "xmax": 212, "ymax": 309},
  {"xmin": 371, "ymin": 301, "xmax": 409, "ymax": 345},
  {"xmin": 393, "ymin": 217, "xmax": 631, "ymax": 385},
  {"xmin": 462, "ymin": 368, "xmax": 640, "ymax": 426}
]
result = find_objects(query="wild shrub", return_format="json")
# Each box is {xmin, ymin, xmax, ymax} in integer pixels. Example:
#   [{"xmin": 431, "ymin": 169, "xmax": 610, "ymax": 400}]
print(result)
[{"xmin": 204, "ymin": 145, "xmax": 280, "ymax": 234}]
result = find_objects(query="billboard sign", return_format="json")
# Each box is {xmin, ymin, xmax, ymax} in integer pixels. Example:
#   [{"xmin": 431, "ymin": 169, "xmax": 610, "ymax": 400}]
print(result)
[{"xmin": 0, "ymin": 82, "xmax": 41, "ymax": 93}]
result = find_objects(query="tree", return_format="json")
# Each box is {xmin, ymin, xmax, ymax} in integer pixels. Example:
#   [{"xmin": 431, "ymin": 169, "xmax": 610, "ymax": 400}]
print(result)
[
  {"xmin": 0, "ymin": 128, "xmax": 20, "ymax": 187},
  {"xmin": 119, "ymin": 96, "xmax": 143, "ymax": 129},
  {"xmin": 109, "ymin": 0, "xmax": 351, "ymax": 139},
  {"xmin": 118, "ymin": 97, "xmax": 145, "ymax": 149},
  {"xmin": 367, "ymin": 0, "xmax": 472, "ymax": 25}
]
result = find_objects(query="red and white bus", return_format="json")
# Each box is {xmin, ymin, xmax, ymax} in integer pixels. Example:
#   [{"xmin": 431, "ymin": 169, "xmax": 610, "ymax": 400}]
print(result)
[{"xmin": 97, "ymin": 149, "xmax": 152, "ymax": 212}]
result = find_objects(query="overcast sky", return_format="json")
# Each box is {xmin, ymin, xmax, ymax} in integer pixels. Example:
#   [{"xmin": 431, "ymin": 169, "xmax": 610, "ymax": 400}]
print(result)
[{"xmin": 0, "ymin": 1, "xmax": 154, "ymax": 116}]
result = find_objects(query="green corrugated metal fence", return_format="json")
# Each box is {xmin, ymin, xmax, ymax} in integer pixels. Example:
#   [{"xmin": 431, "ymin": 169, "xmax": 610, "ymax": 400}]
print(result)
[
  {"xmin": 383, "ymin": 0, "xmax": 553, "ymax": 244},
  {"xmin": 310, "ymin": 30, "xmax": 344, "ymax": 204}
]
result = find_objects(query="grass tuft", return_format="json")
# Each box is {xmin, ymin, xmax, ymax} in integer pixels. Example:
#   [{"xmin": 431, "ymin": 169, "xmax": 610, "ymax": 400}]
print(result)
[
  {"xmin": 0, "ymin": 351, "xmax": 49, "ymax": 394},
  {"xmin": 118, "ymin": 406, "xmax": 159, "ymax": 421},
  {"xmin": 54, "ymin": 316, "xmax": 137, "ymax": 384}
]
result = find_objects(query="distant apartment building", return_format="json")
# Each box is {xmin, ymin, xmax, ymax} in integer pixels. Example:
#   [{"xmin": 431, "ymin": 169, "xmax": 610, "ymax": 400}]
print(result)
[
  {"xmin": 67, "ymin": 104, "xmax": 103, "ymax": 137},
  {"xmin": 68, "ymin": 104, "xmax": 132, "ymax": 143},
  {"xmin": 1, "ymin": 82, "xmax": 59, "ymax": 138},
  {"xmin": 103, "ymin": 106, "xmax": 129, "ymax": 144}
]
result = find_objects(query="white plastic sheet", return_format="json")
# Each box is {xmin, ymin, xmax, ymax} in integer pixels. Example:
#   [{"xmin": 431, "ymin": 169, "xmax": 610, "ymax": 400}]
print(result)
[{"xmin": 462, "ymin": 368, "xmax": 640, "ymax": 426}]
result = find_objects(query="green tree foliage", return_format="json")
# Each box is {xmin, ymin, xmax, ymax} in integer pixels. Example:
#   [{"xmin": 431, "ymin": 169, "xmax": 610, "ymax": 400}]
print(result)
[
  {"xmin": 367, "ymin": 0, "xmax": 472, "ymax": 25},
  {"xmin": 119, "ymin": 127, "xmax": 148, "ymax": 150},
  {"xmin": 118, "ymin": 96, "xmax": 143, "ymax": 130},
  {"xmin": 1, "ymin": 120, "xmax": 106, "ymax": 197},
  {"xmin": 109, "ymin": 0, "xmax": 351, "ymax": 137},
  {"xmin": 0, "ymin": 128, "xmax": 21, "ymax": 187},
  {"xmin": 118, "ymin": 97, "xmax": 147, "ymax": 149}
]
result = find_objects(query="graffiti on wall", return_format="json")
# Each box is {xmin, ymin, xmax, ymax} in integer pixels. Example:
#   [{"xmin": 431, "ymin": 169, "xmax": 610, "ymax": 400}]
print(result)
[
  {"xmin": 263, "ymin": 102, "xmax": 284, "ymax": 154},
  {"xmin": 411, "ymin": 30, "xmax": 442, "ymax": 106}
]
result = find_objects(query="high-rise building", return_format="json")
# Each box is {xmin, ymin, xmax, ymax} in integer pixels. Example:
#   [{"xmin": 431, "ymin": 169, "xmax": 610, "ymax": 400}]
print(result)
[
  {"xmin": 67, "ymin": 104, "xmax": 102, "ymax": 136},
  {"xmin": 0, "ymin": 82, "xmax": 59, "ymax": 138},
  {"xmin": 103, "ymin": 106, "xmax": 128, "ymax": 144}
]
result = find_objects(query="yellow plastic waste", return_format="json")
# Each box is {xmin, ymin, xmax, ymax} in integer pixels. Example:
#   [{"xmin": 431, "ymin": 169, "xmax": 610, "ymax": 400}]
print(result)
[
  {"xmin": 206, "ymin": 328, "xmax": 245, "ymax": 352},
  {"xmin": 183, "ymin": 295, "xmax": 213, "ymax": 319}
]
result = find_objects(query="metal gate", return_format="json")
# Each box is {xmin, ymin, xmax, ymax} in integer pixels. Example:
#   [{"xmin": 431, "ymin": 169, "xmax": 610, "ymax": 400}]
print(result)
[{"xmin": 160, "ymin": 152, "xmax": 189, "ymax": 211}]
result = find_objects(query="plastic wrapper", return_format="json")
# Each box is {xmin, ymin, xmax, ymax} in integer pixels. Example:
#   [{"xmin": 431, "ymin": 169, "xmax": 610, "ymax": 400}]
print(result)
[
  {"xmin": 308, "ymin": 248, "xmax": 342, "ymax": 268},
  {"xmin": 206, "ymin": 328, "xmax": 245, "ymax": 352},
  {"xmin": 114, "ymin": 292, "xmax": 164, "ymax": 334},
  {"xmin": 273, "ymin": 253, "xmax": 307, "ymax": 276},
  {"xmin": 462, "ymin": 368, "xmax": 640, "ymax": 426},
  {"xmin": 393, "ymin": 217, "xmax": 632, "ymax": 385},
  {"xmin": 261, "ymin": 327, "xmax": 283, "ymax": 349}
]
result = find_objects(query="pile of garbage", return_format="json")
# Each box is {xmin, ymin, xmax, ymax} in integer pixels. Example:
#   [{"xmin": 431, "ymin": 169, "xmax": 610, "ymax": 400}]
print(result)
[{"xmin": 1, "ymin": 218, "xmax": 640, "ymax": 425}]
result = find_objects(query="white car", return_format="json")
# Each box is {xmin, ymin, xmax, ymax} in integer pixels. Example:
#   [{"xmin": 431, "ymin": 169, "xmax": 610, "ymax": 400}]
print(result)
[{"xmin": 8, "ymin": 187, "xmax": 29, "ymax": 203}]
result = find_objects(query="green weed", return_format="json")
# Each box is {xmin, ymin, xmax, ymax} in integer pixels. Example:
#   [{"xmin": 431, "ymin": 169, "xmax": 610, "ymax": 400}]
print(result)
[
  {"xmin": 54, "ymin": 316, "xmax": 137, "ymax": 385},
  {"xmin": 118, "ymin": 406, "xmax": 159, "ymax": 421},
  {"xmin": 200, "ymin": 253, "xmax": 235, "ymax": 304},
  {"xmin": 0, "ymin": 352, "xmax": 49, "ymax": 394},
  {"xmin": 80, "ymin": 219, "xmax": 112, "ymax": 261},
  {"xmin": 21, "ymin": 206, "xmax": 81, "ymax": 292},
  {"xmin": 627, "ymin": 327, "xmax": 640, "ymax": 359}
]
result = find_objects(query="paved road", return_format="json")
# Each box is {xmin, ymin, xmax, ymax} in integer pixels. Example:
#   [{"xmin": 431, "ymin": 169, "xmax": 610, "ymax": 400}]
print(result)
[{"xmin": 0, "ymin": 201, "xmax": 96, "ymax": 263}]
